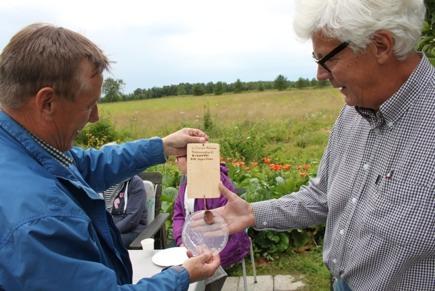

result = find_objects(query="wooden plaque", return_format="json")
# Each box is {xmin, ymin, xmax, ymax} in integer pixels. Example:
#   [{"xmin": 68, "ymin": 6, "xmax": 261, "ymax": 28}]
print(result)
[{"xmin": 186, "ymin": 143, "xmax": 220, "ymax": 198}]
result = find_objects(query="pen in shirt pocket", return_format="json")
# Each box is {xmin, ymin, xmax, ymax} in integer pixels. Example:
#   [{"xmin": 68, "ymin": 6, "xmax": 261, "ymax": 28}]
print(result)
[{"xmin": 375, "ymin": 170, "xmax": 394, "ymax": 185}]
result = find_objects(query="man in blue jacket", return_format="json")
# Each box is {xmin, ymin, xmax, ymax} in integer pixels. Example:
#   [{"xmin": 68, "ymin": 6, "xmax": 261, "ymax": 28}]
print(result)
[{"xmin": 0, "ymin": 23, "xmax": 220, "ymax": 290}]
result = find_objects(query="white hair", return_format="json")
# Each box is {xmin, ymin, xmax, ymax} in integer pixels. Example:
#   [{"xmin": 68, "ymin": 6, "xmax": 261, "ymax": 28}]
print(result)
[{"xmin": 293, "ymin": 0, "xmax": 426, "ymax": 60}]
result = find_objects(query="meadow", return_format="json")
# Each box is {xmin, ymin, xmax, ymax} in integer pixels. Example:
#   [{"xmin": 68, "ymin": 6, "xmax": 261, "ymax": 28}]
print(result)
[
  {"xmin": 98, "ymin": 87, "xmax": 343, "ymax": 162},
  {"xmin": 92, "ymin": 87, "xmax": 345, "ymax": 290},
  {"xmin": 100, "ymin": 87, "xmax": 343, "ymax": 136}
]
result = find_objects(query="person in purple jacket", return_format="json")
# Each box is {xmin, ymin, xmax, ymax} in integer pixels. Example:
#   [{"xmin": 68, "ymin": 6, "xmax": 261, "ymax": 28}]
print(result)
[{"xmin": 173, "ymin": 155, "xmax": 250, "ymax": 291}]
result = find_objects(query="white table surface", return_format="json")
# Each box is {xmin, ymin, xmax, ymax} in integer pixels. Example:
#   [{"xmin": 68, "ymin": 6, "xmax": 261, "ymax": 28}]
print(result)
[{"xmin": 128, "ymin": 249, "xmax": 205, "ymax": 291}]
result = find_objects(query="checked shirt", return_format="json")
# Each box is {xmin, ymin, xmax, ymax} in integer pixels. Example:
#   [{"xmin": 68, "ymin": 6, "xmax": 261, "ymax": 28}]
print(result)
[{"xmin": 253, "ymin": 55, "xmax": 435, "ymax": 291}]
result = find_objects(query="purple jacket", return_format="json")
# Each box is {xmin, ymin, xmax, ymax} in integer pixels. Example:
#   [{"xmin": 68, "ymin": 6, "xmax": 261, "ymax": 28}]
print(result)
[{"xmin": 172, "ymin": 165, "xmax": 250, "ymax": 268}]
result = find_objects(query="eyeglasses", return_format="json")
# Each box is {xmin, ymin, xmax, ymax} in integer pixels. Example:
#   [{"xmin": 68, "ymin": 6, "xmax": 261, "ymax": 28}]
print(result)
[
  {"xmin": 312, "ymin": 42, "xmax": 349, "ymax": 73},
  {"xmin": 175, "ymin": 155, "xmax": 187, "ymax": 161}
]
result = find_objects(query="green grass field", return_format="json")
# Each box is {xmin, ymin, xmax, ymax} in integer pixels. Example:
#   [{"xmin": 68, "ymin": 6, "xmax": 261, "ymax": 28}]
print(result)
[
  {"xmin": 99, "ymin": 87, "xmax": 344, "ymax": 163},
  {"xmin": 99, "ymin": 87, "xmax": 344, "ymax": 136}
]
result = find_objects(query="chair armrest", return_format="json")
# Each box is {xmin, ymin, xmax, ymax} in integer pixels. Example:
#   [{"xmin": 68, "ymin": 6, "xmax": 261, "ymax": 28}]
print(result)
[{"xmin": 128, "ymin": 213, "xmax": 170, "ymax": 250}]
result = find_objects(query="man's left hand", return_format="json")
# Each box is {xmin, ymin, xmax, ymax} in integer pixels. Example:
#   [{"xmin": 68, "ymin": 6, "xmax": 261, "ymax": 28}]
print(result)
[{"xmin": 162, "ymin": 128, "xmax": 208, "ymax": 157}]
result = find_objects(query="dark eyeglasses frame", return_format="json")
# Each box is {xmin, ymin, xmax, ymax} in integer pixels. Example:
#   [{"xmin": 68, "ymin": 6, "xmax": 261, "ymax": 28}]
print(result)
[
  {"xmin": 312, "ymin": 42, "xmax": 349, "ymax": 73},
  {"xmin": 176, "ymin": 155, "xmax": 187, "ymax": 161}
]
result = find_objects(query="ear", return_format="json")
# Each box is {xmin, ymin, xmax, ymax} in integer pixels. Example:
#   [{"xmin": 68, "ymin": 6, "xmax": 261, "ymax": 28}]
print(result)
[
  {"xmin": 34, "ymin": 87, "xmax": 57, "ymax": 119},
  {"xmin": 370, "ymin": 30, "xmax": 394, "ymax": 64}
]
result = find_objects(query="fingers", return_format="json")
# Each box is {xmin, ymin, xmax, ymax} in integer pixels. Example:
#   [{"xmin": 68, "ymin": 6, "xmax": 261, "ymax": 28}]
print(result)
[
  {"xmin": 216, "ymin": 183, "xmax": 256, "ymax": 233},
  {"xmin": 186, "ymin": 128, "xmax": 208, "ymax": 140},
  {"xmin": 205, "ymin": 252, "xmax": 221, "ymax": 271},
  {"xmin": 185, "ymin": 128, "xmax": 208, "ymax": 144},
  {"xmin": 162, "ymin": 127, "xmax": 208, "ymax": 157},
  {"xmin": 196, "ymin": 251, "xmax": 221, "ymax": 275},
  {"xmin": 186, "ymin": 135, "xmax": 207, "ymax": 144},
  {"xmin": 182, "ymin": 251, "xmax": 221, "ymax": 282}
]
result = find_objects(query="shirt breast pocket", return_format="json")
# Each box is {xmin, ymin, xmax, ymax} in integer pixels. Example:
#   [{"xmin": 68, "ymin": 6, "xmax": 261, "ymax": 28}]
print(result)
[{"xmin": 363, "ymin": 179, "xmax": 434, "ymax": 252}]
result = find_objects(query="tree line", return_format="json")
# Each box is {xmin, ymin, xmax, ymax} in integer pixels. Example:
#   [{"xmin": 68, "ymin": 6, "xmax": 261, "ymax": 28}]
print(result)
[{"xmin": 101, "ymin": 75, "xmax": 330, "ymax": 103}]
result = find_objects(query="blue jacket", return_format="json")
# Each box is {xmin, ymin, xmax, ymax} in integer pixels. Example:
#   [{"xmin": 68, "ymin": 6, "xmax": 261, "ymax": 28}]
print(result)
[{"xmin": 0, "ymin": 112, "xmax": 189, "ymax": 290}]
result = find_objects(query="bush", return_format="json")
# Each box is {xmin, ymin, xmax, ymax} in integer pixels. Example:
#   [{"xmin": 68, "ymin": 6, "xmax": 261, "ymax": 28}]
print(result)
[
  {"xmin": 250, "ymin": 230, "xmax": 289, "ymax": 260},
  {"xmin": 219, "ymin": 124, "xmax": 268, "ymax": 162},
  {"xmin": 224, "ymin": 156, "xmax": 324, "ymax": 259},
  {"xmin": 203, "ymin": 105, "xmax": 214, "ymax": 131},
  {"xmin": 75, "ymin": 117, "xmax": 125, "ymax": 148}
]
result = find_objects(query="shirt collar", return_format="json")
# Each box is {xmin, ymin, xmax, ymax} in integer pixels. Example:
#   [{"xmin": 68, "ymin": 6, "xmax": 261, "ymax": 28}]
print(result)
[
  {"xmin": 30, "ymin": 133, "xmax": 74, "ymax": 168},
  {"xmin": 355, "ymin": 107, "xmax": 385, "ymax": 129}
]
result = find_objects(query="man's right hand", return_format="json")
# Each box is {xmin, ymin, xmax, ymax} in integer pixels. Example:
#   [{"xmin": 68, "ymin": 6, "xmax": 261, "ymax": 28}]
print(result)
[
  {"xmin": 182, "ymin": 251, "xmax": 220, "ymax": 282},
  {"xmin": 212, "ymin": 183, "xmax": 256, "ymax": 234}
]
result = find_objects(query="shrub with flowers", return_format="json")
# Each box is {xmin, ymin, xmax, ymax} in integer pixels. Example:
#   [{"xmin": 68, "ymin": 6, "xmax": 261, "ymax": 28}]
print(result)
[
  {"xmin": 224, "ymin": 156, "xmax": 315, "ymax": 202},
  {"xmin": 75, "ymin": 117, "xmax": 129, "ymax": 148},
  {"xmin": 224, "ymin": 156, "xmax": 325, "ymax": 260}
]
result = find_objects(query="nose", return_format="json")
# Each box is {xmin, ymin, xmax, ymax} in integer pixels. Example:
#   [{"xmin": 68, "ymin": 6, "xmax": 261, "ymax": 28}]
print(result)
[
  {"xmin": 316, "ymin": 65, "xmax": 330, "ymax": 81},
  {"xmin": 89, "ymin": 105, "xmax": 99, "ymax": 123}
]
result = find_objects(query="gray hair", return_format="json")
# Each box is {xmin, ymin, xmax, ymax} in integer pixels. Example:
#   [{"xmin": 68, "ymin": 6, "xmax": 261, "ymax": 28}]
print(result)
[
  {"xmin": 0, "ymin": 23, "xmax": 110, "ymax": 109},
  {"xmin": 293, "ymin": 0, "xmax": 426, "ymax": 60}
]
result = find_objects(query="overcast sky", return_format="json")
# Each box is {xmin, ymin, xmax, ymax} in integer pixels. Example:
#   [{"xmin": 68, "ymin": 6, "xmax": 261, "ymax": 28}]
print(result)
[{"xmin": 0, "ymin": 0, "xmax": 316, "ymax": 94}]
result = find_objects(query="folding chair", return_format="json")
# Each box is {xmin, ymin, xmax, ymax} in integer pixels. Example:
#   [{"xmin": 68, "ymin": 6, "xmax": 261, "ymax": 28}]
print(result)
[
  {"xmin": 128, "ymin": 172, "xmax": 169, "ymax": 250},
  {"xmin": 239, "ymin": 234, "xmax": 257, "ymax": 291}
]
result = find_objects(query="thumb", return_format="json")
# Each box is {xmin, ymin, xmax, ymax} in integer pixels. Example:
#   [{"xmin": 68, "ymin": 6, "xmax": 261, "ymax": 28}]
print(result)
[
  {"xmin": 219, "ymin": 182, "xmax": 238, "ymax": 201},
  {"xmin": 196, "ymin": 251, "xmax": 213, "ymax": 263}
]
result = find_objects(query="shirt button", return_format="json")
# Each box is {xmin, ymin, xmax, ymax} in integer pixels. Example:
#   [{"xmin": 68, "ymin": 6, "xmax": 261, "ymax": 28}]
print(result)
[
  {"xmin": 332, "ymin": 259, "xmax": 337, "ymax": 264},
  {"xmin": 339, "ymin": 229, "xmax": 344, "ymax": 235},
  {"xmin": 363, "ymin": 163, "xmax": 370, "ymax": 171},
  {"xmin": 351, "ymin": 198, "xmax": 357, "ymax": 204},
  {"xmin": 387, "ymin": 121, "xmax": 394, "ymax": 128}
]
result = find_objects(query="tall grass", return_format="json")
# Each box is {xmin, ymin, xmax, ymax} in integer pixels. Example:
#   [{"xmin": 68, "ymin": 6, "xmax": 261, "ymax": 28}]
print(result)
[{"xmin": 99, "ymin": 87, "xmax": 344, "ymax": 163}]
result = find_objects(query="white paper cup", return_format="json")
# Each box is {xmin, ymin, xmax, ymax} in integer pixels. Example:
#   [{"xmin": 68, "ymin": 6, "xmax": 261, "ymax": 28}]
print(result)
[{"xmin": 141, "ymin": 238, "xmax": 155, "ymax": 254}]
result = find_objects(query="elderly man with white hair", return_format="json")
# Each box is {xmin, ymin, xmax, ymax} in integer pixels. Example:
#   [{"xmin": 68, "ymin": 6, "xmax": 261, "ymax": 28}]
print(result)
[{"xmin": 213, "ymin": 1, "xmax": 435, "ymax": 290}]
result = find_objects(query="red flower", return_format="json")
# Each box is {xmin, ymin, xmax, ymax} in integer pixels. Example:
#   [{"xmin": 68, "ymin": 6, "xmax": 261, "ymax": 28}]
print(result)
[
  {"xmin": 232, "ymin": 160, "xmax": 245, "ymax": 168},
  {"xmin": 299, "ymin": 171, "xmax": 309, "ymax": 177},
  {"xmin": 269, "ymin": 164, "xmax": 282, "ymax": 171},
  {"xmin": 282, "ymin": 164, "xmax": 291, "ymax": 171}
]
